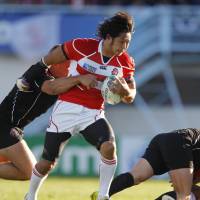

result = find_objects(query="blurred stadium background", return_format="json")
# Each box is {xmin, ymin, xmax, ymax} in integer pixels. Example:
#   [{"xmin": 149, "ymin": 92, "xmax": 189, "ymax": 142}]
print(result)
[{"xmin": 0, "ymin": 0, "xmax": 200, "ymax": 180}]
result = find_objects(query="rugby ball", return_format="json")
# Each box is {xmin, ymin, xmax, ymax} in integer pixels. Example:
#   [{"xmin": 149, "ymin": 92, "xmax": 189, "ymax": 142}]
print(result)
[{"xmin": 101, "ymin": 76, "xmax": 121, "ymax": 105}]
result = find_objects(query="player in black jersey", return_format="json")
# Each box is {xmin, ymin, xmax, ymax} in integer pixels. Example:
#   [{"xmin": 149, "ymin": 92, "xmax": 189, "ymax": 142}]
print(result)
[
  {"xmin": 108, "ymin": 128, "xmax": 200, "ymax": 200},
  {"xmin": 0, "ymin": 59, "xmax": 97, "ymax": 180}
]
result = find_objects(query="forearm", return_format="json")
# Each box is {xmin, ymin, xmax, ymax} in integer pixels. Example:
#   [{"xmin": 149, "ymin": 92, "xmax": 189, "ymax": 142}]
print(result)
[
  {"xmin": 122, "ymin": 79, "xmax": 136, "ymax": 104},
  {"xmin": 122, "ymin": 88, "xmax": 136, "ymax": 104},
  {"xmin": 42, "ymin": 76, "xmax": 80, "ymax": 95}
]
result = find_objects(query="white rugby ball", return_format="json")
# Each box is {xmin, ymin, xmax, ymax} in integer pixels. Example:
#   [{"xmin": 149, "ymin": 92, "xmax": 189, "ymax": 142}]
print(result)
[{"xmin": 101, "ymin": 76, "xmax": 121, "ymax": 105}]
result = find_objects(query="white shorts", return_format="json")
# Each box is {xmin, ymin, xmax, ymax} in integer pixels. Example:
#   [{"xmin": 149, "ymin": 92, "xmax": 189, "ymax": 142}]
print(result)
[{"xmin": 47, "ymin": 100, "xmax": 105, "ymax": 135}]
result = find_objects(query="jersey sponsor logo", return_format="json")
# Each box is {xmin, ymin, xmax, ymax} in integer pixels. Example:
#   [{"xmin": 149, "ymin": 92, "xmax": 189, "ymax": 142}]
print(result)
[
  {"xmin": 83, "ymin": 63, "xmax": 97, "ymax": 73},
  {"xmin": 99, "ymin": 65, "xmax": 107, "ymax": 70},
  {"xmin": 78, "ymin": 57, "xmax": 123, "ymax": 77},
  {"xmin": 111, "ymin": 68, "xmax": 119, "ymax": 76}
]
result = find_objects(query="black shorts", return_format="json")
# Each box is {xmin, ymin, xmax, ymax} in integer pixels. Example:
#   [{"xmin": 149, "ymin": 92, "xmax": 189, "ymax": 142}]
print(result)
[
  {"xmin": 80, "ymin": 118, "xmax": 115, "ymax": 150},
  {"xmin": 42, "ymin": 118, "xmax": 115, "ymax": 161},
  {"xmin": 42, "ymin": 132, "xmax": 72, "ymax": 161},
  {"xmin": 142, "ymin": 131, "xmax": 193, "ymax": 175},
  {"xmin": 0, "ymin": 118, "xmax": 23, "ymax": 149}
]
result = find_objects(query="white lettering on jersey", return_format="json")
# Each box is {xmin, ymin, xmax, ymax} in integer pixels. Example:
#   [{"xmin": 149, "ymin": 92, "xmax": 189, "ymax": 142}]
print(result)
[{"xmin": 78, "ymin": 57, "xmax": 123, "ymax": 77}]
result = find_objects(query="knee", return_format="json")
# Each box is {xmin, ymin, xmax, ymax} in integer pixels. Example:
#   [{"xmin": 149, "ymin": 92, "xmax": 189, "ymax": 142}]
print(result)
[
  {"xmin": 100, "ymin": 141, "xmax": 116, "ymax": 159},
  {"xmin": 19, "ymin": 163, "xmax": 35, "ymax": 180},
  {"xmin": 36, "ymin": 160, "xmax": 57, "ymax": 175},
  {"xmin": 19, "ymin": 172, "xmax": 32, "ymax": 180}
]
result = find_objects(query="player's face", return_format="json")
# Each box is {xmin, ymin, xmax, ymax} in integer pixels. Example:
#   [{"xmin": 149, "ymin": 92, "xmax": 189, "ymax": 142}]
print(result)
[{"xmin": 111, "ymin": 32, "xmax": 132, "ymax": 55}]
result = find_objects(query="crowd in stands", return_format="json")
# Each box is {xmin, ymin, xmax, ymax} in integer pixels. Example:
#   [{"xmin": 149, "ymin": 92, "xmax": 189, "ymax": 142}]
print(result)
[{"xmin": 0, "ymin": 0, "xmax": 199, "ymax": 5}]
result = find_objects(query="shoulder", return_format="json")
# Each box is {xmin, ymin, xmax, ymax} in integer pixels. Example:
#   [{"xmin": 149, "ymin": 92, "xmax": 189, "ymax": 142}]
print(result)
[
  {"xmin": 65, "ymin": 38, "xmax": 99, "ymax": 56},
  {"xmin": 72, "ymin": 38, "xmax": 99, "ymax": 55},
  {"xmin": 73, "ymin": 38, "xmax": 99, "ymax": 46}
]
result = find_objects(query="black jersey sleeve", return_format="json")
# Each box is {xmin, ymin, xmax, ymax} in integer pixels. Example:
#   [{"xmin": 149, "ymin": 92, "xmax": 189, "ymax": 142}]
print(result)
[{"xmin": 20, "ymin": 61, "xmax": 53, "ymax": 91}]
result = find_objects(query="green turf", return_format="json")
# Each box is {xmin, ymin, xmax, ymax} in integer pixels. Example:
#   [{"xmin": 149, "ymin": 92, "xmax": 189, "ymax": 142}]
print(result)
[{"xmin": 0, "ymin": 177, "xmax": 172, "ymax": 200}]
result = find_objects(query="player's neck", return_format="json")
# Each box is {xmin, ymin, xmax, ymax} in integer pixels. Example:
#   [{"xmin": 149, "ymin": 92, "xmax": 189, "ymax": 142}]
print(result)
[{"xmin": 102, "ymin": 40, "xmax": 114, "ymax": 57}]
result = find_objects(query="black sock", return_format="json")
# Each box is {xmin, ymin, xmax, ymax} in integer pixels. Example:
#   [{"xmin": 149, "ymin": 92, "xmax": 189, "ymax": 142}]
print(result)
[{"xmin": 109, "ymin": 172, "xmax": 134, "ymax": 197}]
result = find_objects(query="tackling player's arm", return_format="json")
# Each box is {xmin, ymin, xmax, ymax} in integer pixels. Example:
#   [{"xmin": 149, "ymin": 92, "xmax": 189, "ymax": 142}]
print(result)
[
  {"xmin": 41, "ymin": 74, "xmax": 97, "ymax": 95},
  {"xmin": 37, "ymin": 44, "xmax": 99, "ymax": 95},
  {"xmin": 43, "ymin": 45, "xmax": 68, "ymax": 65}
]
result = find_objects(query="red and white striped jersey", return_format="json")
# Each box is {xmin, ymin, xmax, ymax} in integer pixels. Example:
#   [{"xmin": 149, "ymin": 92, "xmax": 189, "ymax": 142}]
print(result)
[{"xmin": 59, "ymin": 38, "xmax": 135, "ymax": 109}]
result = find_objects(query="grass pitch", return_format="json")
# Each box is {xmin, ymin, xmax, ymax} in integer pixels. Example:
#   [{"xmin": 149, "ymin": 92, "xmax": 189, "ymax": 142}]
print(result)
[{"xmin": 0, "ymin": 177, "xmax": 171, "ymax": 200}]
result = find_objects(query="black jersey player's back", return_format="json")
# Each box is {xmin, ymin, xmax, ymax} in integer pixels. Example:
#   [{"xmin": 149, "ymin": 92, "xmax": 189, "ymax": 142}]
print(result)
[
  {"xmin": 179, "ymin": 128, "xmax": 200, "ymax": 147},
  {"xmin": 180, "ymin": 128, "xmax": 200, "ymax": 171},
  {"xmin": 0, "ymin": 63, "xmax": 57, "ymax": 148},
  {"xmin": 0, "ymin": 85, "xmax": 57, "ymax": 128}
]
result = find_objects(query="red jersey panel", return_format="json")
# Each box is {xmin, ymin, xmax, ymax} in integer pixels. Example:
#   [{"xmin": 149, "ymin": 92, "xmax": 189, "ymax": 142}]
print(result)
[{"xmin": 59, "ymin": 38, "xmax": 135, "ymax": 109}]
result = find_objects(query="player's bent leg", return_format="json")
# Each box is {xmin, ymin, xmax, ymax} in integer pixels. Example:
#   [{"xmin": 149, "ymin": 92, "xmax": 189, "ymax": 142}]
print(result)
[
  {"xmin": 130, "ymin": 158, "xmax": 154, "ymax": 184},
  {"xmin": 81, "ymin": 118, "xmax": 116, "ymax": 200},
  {"xmin": 36, "ymin": 131, "xmax": 72, "ymax": 175},
  {"xmin": 25, "ymin": 131, "xmax": 71, "ymax": 200},
  {"xmin": 101, "ymin": 139, "xmax": 116, "ymax": 154},
  {"xmin": 100, "ymin": 140, "xmax": 116, "ymax": 160},
  {"xmin": 109, "ymin": 158, "xmax": 153, "ymax": 197},
  {"xmin": 35, "ymin": 159, "xmax": 56, "ymax": 175},
  {"xmin": 25, "ymin": 165, "xmax": 48, "ymax": 200},
  {"xmin": 169, "ymin": 168, "xmax": 193, "ymax": 200},
  {"xmin": 0, "ymin": 155, "xmax": 10, "ymax": 163},
  {"xmin": 25, "ymin": 160, "xmax": 54, "ymax": 200},
  {"xmin": 0, "ymin": 140, "xmax": 36, "ymax": 180},
  {"xmin": 98, "ymin": 141, "xmax": 117, "ymax": 200},
  {"xmin": 109, "ymin": 172, "xmax": 134, "ymax": 197}
]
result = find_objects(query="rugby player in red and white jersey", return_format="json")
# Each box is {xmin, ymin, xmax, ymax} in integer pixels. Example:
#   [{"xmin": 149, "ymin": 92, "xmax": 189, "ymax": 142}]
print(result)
[{"xmin": 25, "ymin": 12, "xmax": 136, "ymax": 200}]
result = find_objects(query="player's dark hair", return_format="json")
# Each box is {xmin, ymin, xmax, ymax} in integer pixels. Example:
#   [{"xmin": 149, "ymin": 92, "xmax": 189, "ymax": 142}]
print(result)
[{"xmin": 97, "ymin": 12, "xmax": 134, "ymax": 39}]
